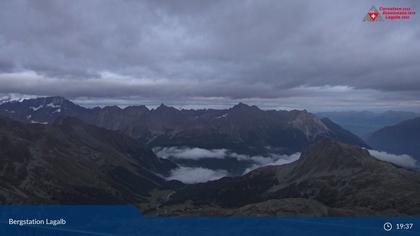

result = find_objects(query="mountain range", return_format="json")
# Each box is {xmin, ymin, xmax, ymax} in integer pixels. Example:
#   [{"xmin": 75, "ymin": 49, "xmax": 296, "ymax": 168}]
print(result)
[
  {"xmin": 0, "ymin": 97, "xmax": 367, "ymax": 157},
  {"xmin": 0, "ymin": 97, "xmax": 419, "ymax": 216}
]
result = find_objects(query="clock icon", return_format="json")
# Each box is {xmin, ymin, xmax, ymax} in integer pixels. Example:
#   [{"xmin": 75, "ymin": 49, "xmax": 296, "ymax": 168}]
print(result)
[{"xmin": 384, "ymin": 222, "xmax": 393, "ymax": 231}]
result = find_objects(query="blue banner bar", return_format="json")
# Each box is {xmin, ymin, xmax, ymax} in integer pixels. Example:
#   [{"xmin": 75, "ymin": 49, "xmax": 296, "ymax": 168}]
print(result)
[{"xmin": 0, "ymin": 205, "xmax": 419, "ymax": 236}]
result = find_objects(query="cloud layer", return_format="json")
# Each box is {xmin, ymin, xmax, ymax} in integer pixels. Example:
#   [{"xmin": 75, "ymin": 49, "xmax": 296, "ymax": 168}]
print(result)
[
  {"xmin": 242, "ymin": 153, "xmax": 300, "ymax": 174},
  {"xmin": 154, "ymin": 147, "xmax": 227, "ymax": 160},
  {"xmin": 155, "ymin": 146, "xmax": 300, "ymax": 182},
  {"xmin": 368, "ymin": 149, "xmax": 418, "ymax": 168},
  {"xmin": 154, "ymin": 147, "xmax": 300, "ymax": 165},
  {"xmin": 164, "ymin": 148, "xmax": 419, "ymax": 183},
  {"xmin": 1, "ymin": 1, "xmax": 420, "ymax": 111},
  {"xmin": 166, "ymin": 167, "xmax": 228, "ymax": 184}
]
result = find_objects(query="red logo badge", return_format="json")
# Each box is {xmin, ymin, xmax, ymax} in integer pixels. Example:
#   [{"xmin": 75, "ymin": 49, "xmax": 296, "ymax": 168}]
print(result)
[
  {"xmin": 369, "ymin": 12, "xmax": 379, "ymax": 21},
  {"xmin": 364, "ymin": 6, "xmax": 383, "ymax": 22}
]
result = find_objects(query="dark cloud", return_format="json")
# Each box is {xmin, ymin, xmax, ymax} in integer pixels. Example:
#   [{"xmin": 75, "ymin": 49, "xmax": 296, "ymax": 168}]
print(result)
[{"xmin": 0, "ymin": 0, "xmax": 419, "ymax": 110}]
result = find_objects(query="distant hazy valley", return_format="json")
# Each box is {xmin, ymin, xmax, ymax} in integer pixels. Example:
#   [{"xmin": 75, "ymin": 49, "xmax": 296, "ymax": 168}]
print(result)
[{"xmin": 317, "ymin": 111, "xmax": 419, "ymax": 139}]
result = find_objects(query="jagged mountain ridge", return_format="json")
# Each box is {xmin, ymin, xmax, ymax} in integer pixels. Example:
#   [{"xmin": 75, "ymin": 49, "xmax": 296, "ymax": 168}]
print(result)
[
  {"xmin": 0, "ymin": 116, "xmax": 177, "ymax": 204},
  {"xmin": 0, "ymin": 97, "xmax": 367, "ymax": 155},
  {"xmin": 148, "ymin": 139, "xmax": 420, "ymax": 216}
]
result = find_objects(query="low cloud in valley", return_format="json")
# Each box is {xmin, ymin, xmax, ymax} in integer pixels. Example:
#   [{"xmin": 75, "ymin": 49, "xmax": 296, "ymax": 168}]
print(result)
[
  {"xmin": 368, "ymin": 150, "xmax": 418, "ymax": 169},
  {"xmin": 156, "ymin": 146, "xmax": 301, "ymax": 182},
  {"xmin": 166, "ymin": 167, "xmax": 228, "ymax": 184}
]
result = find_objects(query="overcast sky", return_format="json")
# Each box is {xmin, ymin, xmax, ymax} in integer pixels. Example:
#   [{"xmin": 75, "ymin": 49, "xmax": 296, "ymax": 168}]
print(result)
[{"xmin": 0, "ymin": 0, "xmax": 419, "ymax": 111}]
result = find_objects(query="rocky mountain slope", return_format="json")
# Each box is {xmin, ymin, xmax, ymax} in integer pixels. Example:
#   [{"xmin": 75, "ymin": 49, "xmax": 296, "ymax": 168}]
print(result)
[
  {"xmin": 0, "ymin": 116, "xmax": 177, "ymax": 204},
  {"xmin": 146, "ymin": 139, "xmax": 420, "ymax": 216}
]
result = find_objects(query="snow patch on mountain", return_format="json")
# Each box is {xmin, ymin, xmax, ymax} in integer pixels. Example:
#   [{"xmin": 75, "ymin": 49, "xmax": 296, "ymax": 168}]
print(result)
[
  {"xmin": 215, "ymin": 113, "xmax": 228, "ymax": 119},
  {"xmin": 30, "ymin": 105, "xmax": 43, "ymax": 111},
  {"xmin": 46, "ymin": 102, "xmax": 61, "ymax": 109},
  {"xmin": 30, "ymin": 120, "xmax": 48, "ymax": 125}
]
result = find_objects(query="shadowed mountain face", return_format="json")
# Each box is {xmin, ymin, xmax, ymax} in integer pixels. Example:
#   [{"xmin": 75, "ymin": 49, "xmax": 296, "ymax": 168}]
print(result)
[
  {"xmin": 147, "ymin": 140, "xmax": 420, "ymax": 216},
  {"xmin": 367, "ymin": 117, "xmax": 420, "ymax": 160},
  {"xmin": 0, "ymin": 116, "xmax": 177, "ymax": 204},
  {"xmin": 317, "ymin": 111, "xmax": 418, "ymax": 139},
  {"xmin": 0, "ymin": 97, "xmax": 367, "ymax": 156}
]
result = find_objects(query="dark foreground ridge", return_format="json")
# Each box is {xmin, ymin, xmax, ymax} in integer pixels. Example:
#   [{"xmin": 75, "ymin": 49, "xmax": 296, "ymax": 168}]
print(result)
[
  {"xmin": 144, "ymin": 139, "xmax": 420, "ymax": 216},
  {"xmin": 0, "ymin": 116, "xmax": 177, "ymax": 204}
]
